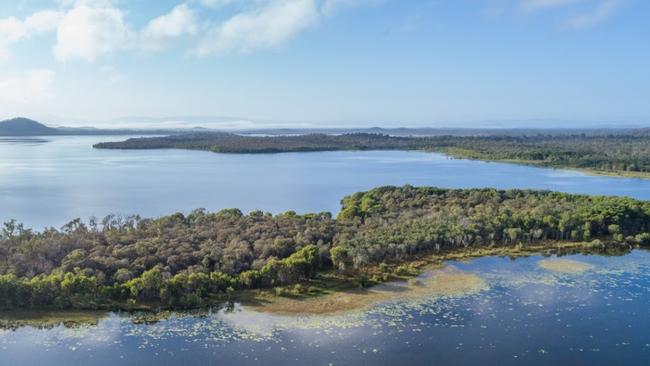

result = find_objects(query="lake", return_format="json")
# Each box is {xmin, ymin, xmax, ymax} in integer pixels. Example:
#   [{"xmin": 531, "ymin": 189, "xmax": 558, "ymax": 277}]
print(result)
[
  {"xmin": 3, "ymin": 136, "xmax": 650, "ymax": 229},
  {"xmin": 3, "ymin": 136, "xmax": 650, "ymax": 365},
  {"xmin": 2, "ymin": 251, "xmax": 649, "ymax": 366}
]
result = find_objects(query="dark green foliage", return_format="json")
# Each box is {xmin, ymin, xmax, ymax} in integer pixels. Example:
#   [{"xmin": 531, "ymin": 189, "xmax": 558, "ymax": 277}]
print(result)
[
  {"xmin": 2, "ymin": 186, "xmax": 650, "ymax": 309},
  {"xmin": 94, "ymin": 133, "xmax": 428, "ymax": 153},
  {"xmin": 336, "ymin": 186, "xmax": 650, "ymax": 265},
  {"xmin": 95, "ymin": 131, "xmax": 650, "ymax": 174}
]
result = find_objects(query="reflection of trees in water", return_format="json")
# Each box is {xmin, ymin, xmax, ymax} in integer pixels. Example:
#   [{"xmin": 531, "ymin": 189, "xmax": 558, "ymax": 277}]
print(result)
[
  {"xmin": 0, "ymin": 138, "xmax": 50, "ymax": 144},
  {"xmin": 0, "ymin": 304, "xmax": 239, "ymax": 331}
]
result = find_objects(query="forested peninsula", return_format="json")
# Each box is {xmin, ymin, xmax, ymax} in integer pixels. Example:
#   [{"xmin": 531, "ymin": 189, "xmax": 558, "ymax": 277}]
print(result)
[
  {"xmin": 1, "ymin": 186, "xmax": 650, "ymax": 311},
  {"xmin": 94, "ymin": 132, "xmax": 650, "ymax": 177}
]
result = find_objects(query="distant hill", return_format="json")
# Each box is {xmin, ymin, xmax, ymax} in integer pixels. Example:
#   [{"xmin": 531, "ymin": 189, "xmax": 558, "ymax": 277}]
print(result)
[
  {"xmin": 0, "ymin": 116, "xmax": 643, "ymax": 138},
  {"xmin": 0, "ymin": 118, "xmax": 59, "ymax": 136},
  {"xmin": 0, "ymin": 117, "xmax": 185, "ymax": 136}
]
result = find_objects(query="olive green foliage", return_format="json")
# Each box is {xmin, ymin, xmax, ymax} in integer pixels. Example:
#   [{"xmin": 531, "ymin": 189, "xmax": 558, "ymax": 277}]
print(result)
[
  {"xmin": 2, "ymin": 186, "xmax": 650, "ymax": 309},
  {"xmin": 96, "ymin": 131, "xmax": 650, "ymax": 174},
  {"xmin": 336, "ymin": 186, "xmax": 650, "ymax": 266}
]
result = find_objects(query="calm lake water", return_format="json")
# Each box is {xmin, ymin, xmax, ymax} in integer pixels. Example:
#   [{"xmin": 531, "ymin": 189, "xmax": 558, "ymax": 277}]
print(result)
[
  {"xmin": 2, "ymin": 136, "xmax": 650, "ymax": 365},
  {"xmin": 3, "ymin": 136, "xmax": 650, "ymax": 229},
  {"xmin": 2, "ymin": 251, "xmax": 649, "ymax": 366}
]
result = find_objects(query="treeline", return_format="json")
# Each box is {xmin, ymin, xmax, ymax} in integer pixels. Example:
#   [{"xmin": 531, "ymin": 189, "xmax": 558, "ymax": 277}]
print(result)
[
  {"xmin": 441, "ymin": 134, "xmax": 650, "ymax": 173},
  {"xmin": 0, "ymin": 245, "xmax": 319, "ymax": 309},
  {"xmin": 93, "ymin": 133, "xmax": 430, "ymax": 153},
  {"xmin": 95, "ymin": 131, "xmax": 650, "ymax": 174},
  {"xmin": 335, "ymin": 187, "xmax": 650, "ymax": 267},
  {"xmin": 2, "ymin": 186, "xmax": 650, "ymax": 309}
]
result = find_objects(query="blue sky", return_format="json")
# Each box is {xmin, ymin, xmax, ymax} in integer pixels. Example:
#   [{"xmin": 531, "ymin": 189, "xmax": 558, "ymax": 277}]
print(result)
[{"xmin": 0, "ymin": 0, "xmax": 648, "ymax": 128}]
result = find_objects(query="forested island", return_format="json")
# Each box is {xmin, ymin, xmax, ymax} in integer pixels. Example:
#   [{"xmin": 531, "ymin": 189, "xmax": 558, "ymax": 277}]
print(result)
[
  {"xmin": 7, "ymin": 116, "xmax": 650, "ymax": 177},
  {"xmin": 94, "ymin": 131, "xmax": 650, "ymax": 177},
  {"xmin": 1, "ymin": 186, "xmax": 650, "ymax": 311}
]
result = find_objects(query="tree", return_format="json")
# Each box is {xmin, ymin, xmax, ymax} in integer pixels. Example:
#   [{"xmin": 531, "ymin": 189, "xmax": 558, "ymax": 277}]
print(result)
[{"xmin": 330, "ymin": 246, "xmax": 351, "ymax": 271}]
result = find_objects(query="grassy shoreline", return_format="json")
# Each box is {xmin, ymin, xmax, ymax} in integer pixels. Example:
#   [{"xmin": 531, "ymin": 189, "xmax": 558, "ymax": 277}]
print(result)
[
  {"xmin": 236, "ymin": 240, "xmax": 631, "ymax": 315},
  {"xmin": 0, "ymin": 240, "xmax": 634, "ymax": 327},
  {"xmin": 441, "ymin": 149, "xmax": 650, "ymax": 180}
]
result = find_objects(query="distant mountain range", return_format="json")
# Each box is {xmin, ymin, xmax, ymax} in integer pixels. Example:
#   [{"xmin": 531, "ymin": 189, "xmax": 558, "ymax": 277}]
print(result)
[
  {"xmin": 0, "ymin": 117, "xmax": 645, "ymax": 137},
  {"xmin": 0, "ymin": 118, "xmax": 189, "ymax": 137},
  {"xmin": 0, "ymin": 118, "xmax": 59, "ymax": 136}
]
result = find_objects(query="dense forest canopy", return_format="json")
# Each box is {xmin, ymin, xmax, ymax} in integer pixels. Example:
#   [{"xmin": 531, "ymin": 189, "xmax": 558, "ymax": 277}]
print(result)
[
  {"xmin": 94, "ymin": 131, "xmax": 650, "ymax": 175},
  {"xmin": 1, "ymin": 186, "xmax": 650, "ymax": 310}
]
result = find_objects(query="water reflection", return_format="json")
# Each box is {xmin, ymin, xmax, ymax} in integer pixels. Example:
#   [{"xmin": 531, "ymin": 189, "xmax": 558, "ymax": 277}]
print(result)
[
  {"xmin": 0, "ymin": 137, "xmax": 50, "ymax": 144},
  {"xmin": 5, "ymin": 136, "xmax": 650, "ymax": 229},
  {"xmin": 2, "ymin": 251, "xmax": 649, "ymax": 365}
]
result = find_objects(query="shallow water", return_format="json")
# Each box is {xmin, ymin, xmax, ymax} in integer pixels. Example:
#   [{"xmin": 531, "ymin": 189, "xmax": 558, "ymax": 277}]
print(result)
[
  {"xmin": 2, "ymin": 251, "xmax": 649, "ymax": 365},
  {"xmin": 4, "ymin": 136, "xmax": 650, "ymax": 229}
]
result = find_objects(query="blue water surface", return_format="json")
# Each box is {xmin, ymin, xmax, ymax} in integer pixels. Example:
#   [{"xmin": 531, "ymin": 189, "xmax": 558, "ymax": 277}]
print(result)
[
  {"xmin": 3, "ymin": 136, "xmax": 650, "ymax": 229},
  {"xmin": 1, "ymin": 251, "xmax": 649, "ymax": 366}
]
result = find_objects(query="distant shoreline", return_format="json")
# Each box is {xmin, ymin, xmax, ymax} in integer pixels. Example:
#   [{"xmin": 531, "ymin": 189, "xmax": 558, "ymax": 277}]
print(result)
[{"xmin": 94, "ymin": 132, "xmax": 650, "ymax": 180}]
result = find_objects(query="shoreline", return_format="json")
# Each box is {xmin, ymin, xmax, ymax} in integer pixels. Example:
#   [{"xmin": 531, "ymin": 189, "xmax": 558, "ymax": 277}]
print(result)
[
  {"xmin": 237, "ymin": 240, "xmax": 631, "ymax": 316},
  {"xmin": 0, "ymin": 240, "xmax": 634, "ymax": 326},
  {"xmin": 93, "ymin": 140, "xmax": 650, "ymax": 181},
  {"xmin": 441, "ymin": 151, "xmax": 650, "ymax": 180}
]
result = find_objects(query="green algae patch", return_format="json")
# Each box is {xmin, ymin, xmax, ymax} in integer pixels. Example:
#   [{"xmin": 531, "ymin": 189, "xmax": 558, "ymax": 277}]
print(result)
[{"xmin": 538, "ymin": 258, "xmax": 594, "ymax": 274}]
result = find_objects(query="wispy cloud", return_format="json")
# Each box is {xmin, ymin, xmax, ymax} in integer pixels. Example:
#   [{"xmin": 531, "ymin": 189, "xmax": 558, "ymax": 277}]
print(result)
[
  {"xmin": 321, "ymin": 0, "xmax": 382, "ymax": 16},
  {"xmin": 4, "ymin": 0, "xmax": 378, "ymax": 62},
  {"xmin": 0, "ymin": 69, "xmax": 55, "ymax": 103},
  {"xmin": 54, "ymin": 2, "xmax": 199, "ymax": 62},
  {"xmin": 0, "ymin": 10, "xmax": 63, "ymax": 60},
  {"xmin": 196, "ymin": 0, "xmax": 379, "ymax": 56},
  {"xmin": 138, "ymin": 4, "xmax": 197, "ymax": 52},
  {"xmin": 197, "ymin": 0, "xmax": 319, "ymax": 55},
  {"xmin": 517, "ymin": 0, "xmax": 625, "ymax": 29},
  {"xmin": 565, "ymin": 0, "xmax": 623, "ymax": 29},
  {"xmin": 54, "ymin": 4, "xmax": 130, "ymax": 62},
  {"xmin": 199, "ymin": 0, "xmax": 250, "ymax": 8}
]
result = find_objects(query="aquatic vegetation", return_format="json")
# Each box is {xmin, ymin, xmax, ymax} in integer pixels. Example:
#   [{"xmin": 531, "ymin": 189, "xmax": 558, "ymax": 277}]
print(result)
[
  {"xmin": 1, "ymin": 251, "xmax": 650, "ymax": 366},
  {"xmin": 246, "ymin": 266, "xmax": 488, "ymax": 316},
  {"xmin": 538, "ymin": 259, "xmax": 595, "ymax": 274}
]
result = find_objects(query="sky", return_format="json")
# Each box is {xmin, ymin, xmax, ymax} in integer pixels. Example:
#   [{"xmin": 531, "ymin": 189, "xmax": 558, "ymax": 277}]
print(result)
[{"xmin": 0, "ymin": 0, "xmax": 648, "ymax": 129}]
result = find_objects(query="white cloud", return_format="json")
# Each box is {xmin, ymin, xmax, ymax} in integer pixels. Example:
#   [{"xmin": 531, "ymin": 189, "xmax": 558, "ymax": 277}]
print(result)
[
  {"xmin": 3, "ymin": 0, "xmax": 375, "ymax": 61},
  {"xmin": 54, "ymin": 4, "xmax": 130, "ymax": 62},
  {"xmin": 0, "ymin": 69, "xmax": 55, "ymax": 103},
  {"xmin": 321, "ymin": 0, "xmax": 380, "ymax": 16},
  {"xmin": 24, "ymin": 10, "xmax": 64, "ymax": 33},
  {"xmin": 0, "ymin": 10, "xmax": 63, "ymax": 60},
  {"xmin": 197, "ymin": 0, "xmax": 319, "ymax": 55},
  {"xmin": 200, "ymin": 0, "xmax": 244, "ymax": 8},
  {"xmin": 0, "ymin": 18, "xmax": 25, "ymax": 59},
  {"xmin": 565, "ymin": 0, "xmax": 623, "ymax": 29},
  {"xmin": 139, "ymin": 4, "xmax": 197, "ymax": 51},
  {"xmin": 55, "ymin": 2, "xmax": 197, "ymax": 62}
]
